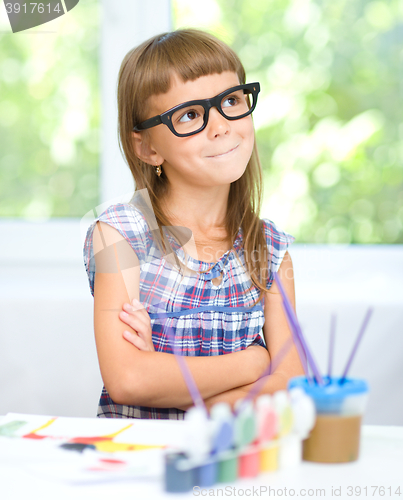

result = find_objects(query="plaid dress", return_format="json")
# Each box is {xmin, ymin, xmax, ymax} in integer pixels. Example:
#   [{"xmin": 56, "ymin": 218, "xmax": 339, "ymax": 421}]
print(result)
[{"xmin": 83, "ymin": 193, "xmax": 294, "ymax": 419}]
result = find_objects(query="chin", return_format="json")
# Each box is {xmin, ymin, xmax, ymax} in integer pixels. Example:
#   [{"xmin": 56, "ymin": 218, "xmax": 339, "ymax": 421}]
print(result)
[{"xmin": 231, "ymin": 164, "xmax": 249, "ymax": 183}]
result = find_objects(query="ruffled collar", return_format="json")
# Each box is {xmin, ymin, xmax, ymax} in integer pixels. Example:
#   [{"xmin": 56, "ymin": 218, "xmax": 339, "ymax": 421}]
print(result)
[{"xmin": 162, "ymin": 226, "xmax": 243, "ymax": 278}]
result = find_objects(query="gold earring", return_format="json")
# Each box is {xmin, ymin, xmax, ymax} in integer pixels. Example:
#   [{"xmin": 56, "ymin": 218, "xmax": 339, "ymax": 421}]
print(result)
[{"xmin": 155, "ymin": 163, "xmax": 162, "ymax": 176}]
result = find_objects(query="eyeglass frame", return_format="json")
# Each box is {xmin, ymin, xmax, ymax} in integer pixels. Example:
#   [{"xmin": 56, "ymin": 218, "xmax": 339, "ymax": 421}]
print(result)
[{"xmin": 132, "ymin": 82, "xmax": 261, "ymax": 138}]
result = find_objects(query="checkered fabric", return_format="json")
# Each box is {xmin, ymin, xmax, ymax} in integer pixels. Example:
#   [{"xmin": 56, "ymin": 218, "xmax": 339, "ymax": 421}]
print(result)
[{"xmin": 83, "ymin": 197, "xmax": 294, "ymax": 419}]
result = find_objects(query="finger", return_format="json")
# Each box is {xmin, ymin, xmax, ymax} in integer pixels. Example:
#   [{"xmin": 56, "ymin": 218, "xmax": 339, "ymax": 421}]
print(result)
[
  {"xmin": 122, "ymin": 302, "xmax": 151, "ymax": 326},
  {"xmin": 131, "ymin": 298, "xmax": 144, "ymax": 311},
  {"xmin": 119, "ymin": 314, "xmax": 153, "ymax": 347},
  {"xmin": 123, "ymin": 302, "xmax": 141, "ymax": 314},
  {"xmin": 119, "ymin": 311, "xmax": 149, "ymax": 333},
  {"xmin": 123, "ymin": 330, "xmax": 153, "ymax": 352},
  {"xmin": 131, "ymin": 299, "xmax": 152, "ymax": 320},
  {"xmin": 120, "ymin": 312, "xmax": 151, "ymax": 337},
  {"xmin": 122, "ymin": 330, "xmax": 146, "ymax": 350},
  {"xmin": 122, "ymin": 306, "xmax": 151, "ymax": 334}
]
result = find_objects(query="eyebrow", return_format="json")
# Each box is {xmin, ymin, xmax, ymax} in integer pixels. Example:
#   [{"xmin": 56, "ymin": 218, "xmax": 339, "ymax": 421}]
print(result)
[{"xmin": 159, "ymin": 84, "xmax": 242, "ymax": 112}]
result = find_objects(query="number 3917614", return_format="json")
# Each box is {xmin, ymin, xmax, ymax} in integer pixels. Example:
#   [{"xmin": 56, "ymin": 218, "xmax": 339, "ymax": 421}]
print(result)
[
  {"xmin": 347, "ymin": 486, "xmax": 402, "ymax": 496},
  {"xmin": 5, "ymin": 3, "xmax": 62, "ymax": 14}
]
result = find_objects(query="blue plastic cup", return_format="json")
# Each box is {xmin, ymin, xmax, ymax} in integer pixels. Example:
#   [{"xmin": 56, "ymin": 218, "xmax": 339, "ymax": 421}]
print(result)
[{"xmin": 288, "ymin": 376, "xmax": 369, "ymax": 463}]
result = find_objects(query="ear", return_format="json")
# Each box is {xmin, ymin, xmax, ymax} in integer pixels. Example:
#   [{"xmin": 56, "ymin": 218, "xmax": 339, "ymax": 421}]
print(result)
[{"xmin": 131, "ymin": 131, "xmax": 164, "ymax": 166}]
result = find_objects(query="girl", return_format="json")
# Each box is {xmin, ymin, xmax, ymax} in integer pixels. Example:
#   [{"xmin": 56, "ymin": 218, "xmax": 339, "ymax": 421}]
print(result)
[{"xmin": 83, "ymin": 28, "xmax": 304, "ymax": 419}]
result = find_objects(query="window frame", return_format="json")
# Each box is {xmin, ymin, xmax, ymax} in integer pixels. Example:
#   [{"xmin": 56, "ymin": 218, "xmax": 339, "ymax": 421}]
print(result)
[{"xmin": 0, "ymin": 0, "xmax": 172, "ymax": 265}]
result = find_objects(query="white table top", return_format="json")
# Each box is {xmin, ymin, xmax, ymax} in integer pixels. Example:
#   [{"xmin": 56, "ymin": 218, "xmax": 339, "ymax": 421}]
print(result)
[{"xmin": 1, "ymin": 425, "xmax": 402, "ymax": 500}]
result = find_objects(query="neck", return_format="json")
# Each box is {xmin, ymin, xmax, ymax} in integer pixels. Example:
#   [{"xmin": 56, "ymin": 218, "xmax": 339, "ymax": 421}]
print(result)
[{"xmin": 161, "ymin": 186, "xmax": 230, "ymax": 234}]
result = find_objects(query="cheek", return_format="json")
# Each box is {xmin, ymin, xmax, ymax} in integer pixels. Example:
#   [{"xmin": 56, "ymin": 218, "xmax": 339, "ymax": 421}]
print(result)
[
  {"xmin": 238, "ymin": 115, "xmax": 254, "ymax": 138},
  {"xmin": 243, "ymin": 119, "xmax": 255, "ymax": 151},
  {"xmin": 157, "ymin": 135, "xmax": 200, "ymax": 164},
  {"xmin": 148, "ymin": 129, "xmax": 179, "ymax": 158},
  {"xmin": 247, "ymin": 116, "xmax": 255, "ymax": 136}
]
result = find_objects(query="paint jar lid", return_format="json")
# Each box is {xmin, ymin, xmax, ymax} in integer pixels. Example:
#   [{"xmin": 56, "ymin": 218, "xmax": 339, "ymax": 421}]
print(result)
[{"xmin": 288, "ymin": 376, "xmax": 369, "ymax": 414}]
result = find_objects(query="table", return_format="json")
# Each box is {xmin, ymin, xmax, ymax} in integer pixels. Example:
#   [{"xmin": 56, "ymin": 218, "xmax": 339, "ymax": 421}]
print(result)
[{"xmin": 1, "ymin": 425, "xmax": 402, "ymax": 500}]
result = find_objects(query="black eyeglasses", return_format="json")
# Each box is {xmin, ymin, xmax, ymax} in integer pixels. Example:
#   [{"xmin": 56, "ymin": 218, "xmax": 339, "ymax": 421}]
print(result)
[{"xmin": 132, "ymin": 82, "xmax": 260, "ymax": 138}]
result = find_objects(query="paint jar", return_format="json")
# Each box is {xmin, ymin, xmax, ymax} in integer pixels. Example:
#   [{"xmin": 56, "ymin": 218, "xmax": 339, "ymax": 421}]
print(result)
[
  {"xmin": 288, "ymin": 376, "xmax": 369, "ymax": 463},
  {"xmin": 195, "ymin": 459, "xmax": 217, "ymax": 487},
  {"xmin": 164, "ymin": 452, "xmax": 195, "ymax": 493},
  {"xmin": 217, "ymin": 449, "xmax": 238, "ymax": 483}
]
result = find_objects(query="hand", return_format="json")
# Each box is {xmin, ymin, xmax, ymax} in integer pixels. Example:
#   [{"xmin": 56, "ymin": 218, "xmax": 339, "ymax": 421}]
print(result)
[{"xmin": 120, "ymin": 299, "xmax": 155, "ymax": 352}]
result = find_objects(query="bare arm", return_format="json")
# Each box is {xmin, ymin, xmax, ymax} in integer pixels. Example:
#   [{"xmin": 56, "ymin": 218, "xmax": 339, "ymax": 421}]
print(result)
[
  {"xmin": 189, "ymin": 251, "xmax": 305, "ymax": 411},
  {"xmin": 93, "ymin": 221, "xmax": 270, "ymax": 409}
]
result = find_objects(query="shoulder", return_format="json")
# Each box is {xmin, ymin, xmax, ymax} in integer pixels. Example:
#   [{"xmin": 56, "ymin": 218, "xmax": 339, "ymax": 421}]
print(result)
[
  {"xmin": 87, "ymin": 203, "xmax": 149, "ymax": 243},
  {"xmin": 84, "ymin": 203, "xmax": 150, "ymax": 265},
  {"xmin": 260, "ymin": 218, "xmax": 295, "ymax": 251},
  {"xmin": 260, "ymin": 218, "xmax": 294, "ymax": 283},
  {"xmin": 96, "ymin": 203, "xmax": 149, "ymax": 238}
]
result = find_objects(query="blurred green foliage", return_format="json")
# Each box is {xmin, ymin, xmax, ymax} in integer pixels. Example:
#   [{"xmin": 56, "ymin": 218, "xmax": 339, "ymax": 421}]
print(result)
[
  {"xmin": 1, "ymin": 0, "xmax": 402, "ymax": 244},
  {"xmin": 174, "ymin": 0, "xmax": 403, "ymax": 243},
  {"xmin": 0, "ymin": 0, "xmax": 99, "ymax": 219}
]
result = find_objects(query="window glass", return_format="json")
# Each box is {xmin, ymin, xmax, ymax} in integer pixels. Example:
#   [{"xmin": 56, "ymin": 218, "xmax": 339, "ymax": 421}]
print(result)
[
  {"xmin": 173, "ymin": 0, "xmax": 403, "ymax": 243},
  {"xmin": 0, "ymin": 0, "xmax": 100, "ymax": 219}
]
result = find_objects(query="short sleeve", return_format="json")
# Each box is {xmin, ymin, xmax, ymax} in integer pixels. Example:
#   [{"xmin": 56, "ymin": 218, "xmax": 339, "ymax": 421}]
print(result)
[
  {"xmin": 83, "ymin": 203, "xmax": 150, "ymax": 297},
  {"xmin": 261, "ymin": 218, "xmax": 295, "ymax": 290}
]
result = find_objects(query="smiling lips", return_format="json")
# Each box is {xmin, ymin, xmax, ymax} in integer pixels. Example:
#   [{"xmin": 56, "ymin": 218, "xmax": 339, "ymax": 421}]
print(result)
[{"xmin": 207, "ymin": 144, "xmax": 239, "ymax": 158}]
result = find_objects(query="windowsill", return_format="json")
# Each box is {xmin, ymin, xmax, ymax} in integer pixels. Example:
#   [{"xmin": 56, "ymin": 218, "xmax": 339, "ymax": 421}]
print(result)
[
  {"xmin": 1, "ymin": 218, "xmax": 402, "ymax": 304},
  {"xmin": 0, "ymin": 218, "xmax": 91, "ymax": 264}
]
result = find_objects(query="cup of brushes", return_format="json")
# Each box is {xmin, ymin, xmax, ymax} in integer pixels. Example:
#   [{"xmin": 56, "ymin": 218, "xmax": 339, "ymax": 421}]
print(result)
[
  {"xmin": 164, "ymin": 390, "xmax": 316, "ymax": 493},
  {"xmin": 287, "ymin": 310, "xmax": 370, "ymax": 464},
  {"xmin": 273, "ymin": 274, "xmax": 372, "ymax": 464}
]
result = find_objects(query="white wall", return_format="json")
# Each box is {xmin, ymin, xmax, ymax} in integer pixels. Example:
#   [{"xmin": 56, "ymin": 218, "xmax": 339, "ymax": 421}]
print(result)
[
  {"xmin": 292, "ymin": 244, "xmax": 403, "ymax": 426},
  {"xmin": 0, "ymin": 220, "xmax": 100, "ymax": 417}
]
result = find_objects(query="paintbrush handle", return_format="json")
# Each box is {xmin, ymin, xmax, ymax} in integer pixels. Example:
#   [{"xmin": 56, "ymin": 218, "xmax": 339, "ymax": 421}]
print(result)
[
  {"xmin": 340, "ymin": 307, "xmax": 373, "ymax": 384},
  {"xmin": 274, "ymin": 273, "xmax": 324, "ymax": 385},
  {"xmin": 327, "ymin": 314, "xmax": 336, "ymax": 379}
]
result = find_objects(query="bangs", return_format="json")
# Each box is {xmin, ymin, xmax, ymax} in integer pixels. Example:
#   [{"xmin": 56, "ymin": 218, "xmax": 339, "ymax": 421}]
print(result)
[{"xmin": 134, "ymin": 29, "xmax": 245, "ymax": 121}]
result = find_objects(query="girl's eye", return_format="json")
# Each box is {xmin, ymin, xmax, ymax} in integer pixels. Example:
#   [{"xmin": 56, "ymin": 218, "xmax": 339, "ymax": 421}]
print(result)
[
  {"xmin": 178, "ymin": 109, "xmax": 200, "ymax": 122},
  {"xmin": 222, "ymin": 95, "xmax": 240, "ymax": 108}
]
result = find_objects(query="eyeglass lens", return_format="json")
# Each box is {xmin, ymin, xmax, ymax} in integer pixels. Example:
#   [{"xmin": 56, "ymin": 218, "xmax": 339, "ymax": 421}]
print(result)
[{"xmin": 171, "ymin": 89, "xmax": 253, "ymax": 135}]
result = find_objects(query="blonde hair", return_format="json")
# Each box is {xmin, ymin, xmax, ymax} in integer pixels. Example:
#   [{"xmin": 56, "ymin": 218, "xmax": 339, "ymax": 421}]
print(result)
[{"xmin": 117, "ymin": 28, "xmax": 270, "ymax": 305}]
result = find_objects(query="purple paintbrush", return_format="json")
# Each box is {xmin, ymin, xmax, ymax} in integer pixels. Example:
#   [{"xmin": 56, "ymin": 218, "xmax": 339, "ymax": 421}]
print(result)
[
  {"xmin": 327, "ymin": 314, "xmax": 336, "ymax": 380},
  {"xmin": 274, "ymin": 272, "xmax": 324, "ymax": 385},
  {"xmin": 276, "ymin": 291, "xmax": 309, "ymax": 378},
  {"xmin": 271, "ymin": 273, "xmax": 309, "ymax": 376},
  {"xmin": 339, "ymin": 307, "xmax": 373, "ymax": 385}
]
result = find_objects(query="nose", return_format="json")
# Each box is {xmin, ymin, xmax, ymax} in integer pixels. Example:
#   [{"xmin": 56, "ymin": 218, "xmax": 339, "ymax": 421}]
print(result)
[{"xmin": 206, "ymin": 106, "xmax": 230, "ymax": 137}]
